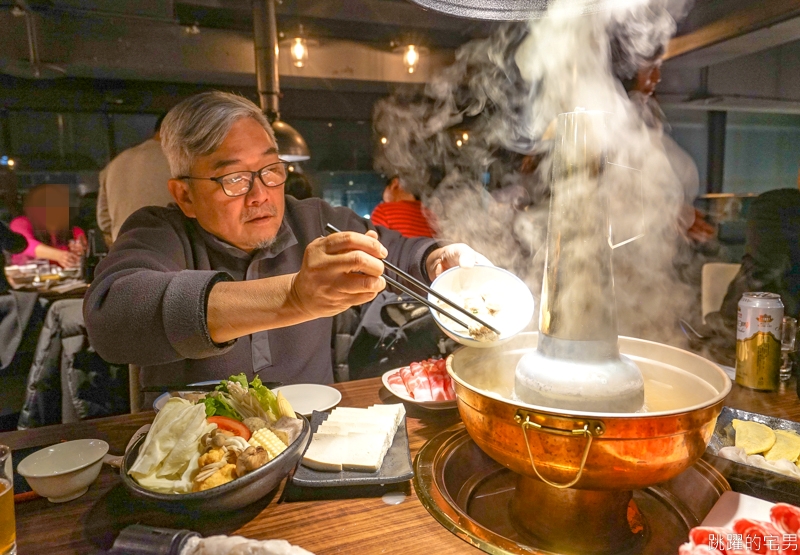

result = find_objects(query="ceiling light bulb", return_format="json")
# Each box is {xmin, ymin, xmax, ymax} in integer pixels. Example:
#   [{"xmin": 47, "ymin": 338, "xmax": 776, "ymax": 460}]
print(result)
[
  {"xmin": 404, "ymin": 45, "xmax": 419, "ymax": 74},
  {"xmin": 380, "ymin": 137, "xmax": 388, "ymax": 145},
  {"xmin": 462, "ymin": 132, "xmax": 469, "ymax": 141},
  {"xmin": 291, "ymin": 37, "xmax": 308, "ymax": 68},
  {"xmin": 456, "ymin": 139, "xmax": 463, "ymax": 147}
]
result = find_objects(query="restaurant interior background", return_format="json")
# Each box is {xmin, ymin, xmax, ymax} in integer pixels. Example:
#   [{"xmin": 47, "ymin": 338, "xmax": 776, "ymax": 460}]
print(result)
[
  {"xmin": 0, "ymin": 0, "xmax": 798, "ymax": 261},
  {"xmin": 2, "ymin": 5, "xmax": 800, "ymax": 552}
]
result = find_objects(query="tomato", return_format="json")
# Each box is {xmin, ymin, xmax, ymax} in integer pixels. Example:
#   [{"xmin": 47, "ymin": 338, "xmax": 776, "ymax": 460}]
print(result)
[{"xmin": 207, "ymin": 416, "xmax": 251, "ymax": 441}]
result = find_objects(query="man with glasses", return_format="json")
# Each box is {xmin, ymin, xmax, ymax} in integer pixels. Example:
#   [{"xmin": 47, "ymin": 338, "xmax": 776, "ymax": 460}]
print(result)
[{"xmin": 84, "ymin": 92, "xmax": 489, "ymax": 396}]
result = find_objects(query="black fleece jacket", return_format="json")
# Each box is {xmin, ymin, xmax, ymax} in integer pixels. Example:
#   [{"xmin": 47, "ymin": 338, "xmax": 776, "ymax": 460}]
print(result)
[{"xmin": 84, "ymin": 197, "xmax": 438, "ymax": 389}]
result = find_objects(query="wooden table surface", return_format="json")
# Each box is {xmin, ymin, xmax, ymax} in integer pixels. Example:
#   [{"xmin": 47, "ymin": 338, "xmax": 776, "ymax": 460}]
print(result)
[{"xmin": 2, "ymin": 376, "xmax": 799, "ymax": 555}]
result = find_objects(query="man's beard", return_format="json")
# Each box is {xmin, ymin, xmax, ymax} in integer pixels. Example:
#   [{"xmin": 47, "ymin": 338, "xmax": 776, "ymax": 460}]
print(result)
[
  {"xmin": 241, "ymin": 203, "xmax": 279, "ymax": 251},
  {"xmin": 253, "ymin": 236, "xmax": 277, "ymax": 250}
]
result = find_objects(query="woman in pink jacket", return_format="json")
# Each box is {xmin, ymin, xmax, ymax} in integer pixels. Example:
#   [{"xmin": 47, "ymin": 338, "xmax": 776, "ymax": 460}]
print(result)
[{"xmin": 9, "ymin": 183, "xmax": 86, "ymax": 268}]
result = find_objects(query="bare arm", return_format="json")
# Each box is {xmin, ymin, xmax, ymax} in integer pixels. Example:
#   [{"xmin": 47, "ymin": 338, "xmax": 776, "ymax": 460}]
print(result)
[
  {"xmin": 207, "ymin": 230, "xmax": 387, "ymax": 343},
  {"xmin": 34, "ymin": 243, "xmax": 80, "ymax": 268}
]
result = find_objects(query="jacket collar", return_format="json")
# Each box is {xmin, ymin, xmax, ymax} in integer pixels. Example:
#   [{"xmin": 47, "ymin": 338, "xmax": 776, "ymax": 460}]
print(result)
[{"xmin": 192, "ymin": 216, "xmax": 298, "ymax": 262}]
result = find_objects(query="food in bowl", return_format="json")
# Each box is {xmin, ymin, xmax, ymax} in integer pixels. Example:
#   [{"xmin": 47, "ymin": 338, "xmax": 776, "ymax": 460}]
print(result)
[
  {"xmin": 17, "ymin": 439, "xmax": 109, "ymax": 503},
  {"xmin": 436, "ymin": 290, "xmax": 503, "ymax": 342},
  {"xmin": 129, "ymin": 374, "xmax": 303, "ymax": 494},
  {"xmin": 428, "ymin": 266, "xmax": 534, "ymax": 348},
  {"xmin": 716, "ymin": 419, "xmax": 800, "ymax": 479}
]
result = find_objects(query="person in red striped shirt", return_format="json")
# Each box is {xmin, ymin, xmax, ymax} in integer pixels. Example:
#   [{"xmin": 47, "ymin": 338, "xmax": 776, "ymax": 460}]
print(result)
[{"xmin": 370, "ymin": 176, "xmax": 436, "ymax": 238}]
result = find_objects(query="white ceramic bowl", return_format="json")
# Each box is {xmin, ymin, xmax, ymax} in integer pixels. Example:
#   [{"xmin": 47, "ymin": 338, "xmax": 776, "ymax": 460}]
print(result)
[
  {"xmin": 428, "ymin": 265, "xmax": 535, "ymax": 348},
  {"xmin": 17, "ymin": 439, "xmax": 109, "ymax": 503}
]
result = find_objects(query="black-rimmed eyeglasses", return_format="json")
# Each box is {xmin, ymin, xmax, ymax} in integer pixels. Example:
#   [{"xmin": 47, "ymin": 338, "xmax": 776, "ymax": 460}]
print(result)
[{"xmin": 179, "ymin": 162, "xmax": 290, "ymax": 197}]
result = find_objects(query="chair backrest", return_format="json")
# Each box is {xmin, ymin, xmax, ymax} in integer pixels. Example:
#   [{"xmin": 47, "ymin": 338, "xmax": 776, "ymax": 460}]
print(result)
[
  {"xmin": 701, "ymin": 262, "xmax": 742, "ymax": 323},
  {"xmin": 129, "ymin": 364, "xmax": 141, "ymax": 413}
]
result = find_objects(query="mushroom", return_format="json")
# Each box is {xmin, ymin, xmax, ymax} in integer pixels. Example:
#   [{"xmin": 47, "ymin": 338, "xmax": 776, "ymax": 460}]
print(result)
[
  {"xmin": 236, "ymin": 446, "xmax": 270, "ymax": 477},
  {"xmin": 209, "ymin": 429, "xmax": 234, "ymax": 448}
]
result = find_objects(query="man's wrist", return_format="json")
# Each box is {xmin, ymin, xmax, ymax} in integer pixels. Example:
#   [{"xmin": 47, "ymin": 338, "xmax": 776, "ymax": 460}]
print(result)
[{"xmin": 286, "ymin": 273, "xmax": 317, "ymax": 320}]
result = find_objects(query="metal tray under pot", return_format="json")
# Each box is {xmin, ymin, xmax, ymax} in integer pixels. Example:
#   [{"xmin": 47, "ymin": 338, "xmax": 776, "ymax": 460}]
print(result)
[
  {"xmin": 120, "ymin": 414, "xmax": 311, "ymax": 513},
  {"xmin": 415, "ymin": 424, "xmax": 730, "ymax": 555}
]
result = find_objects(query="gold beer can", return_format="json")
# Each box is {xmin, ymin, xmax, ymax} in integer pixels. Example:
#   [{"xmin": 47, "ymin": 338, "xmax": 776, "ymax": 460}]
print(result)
[{"xmin": 735, "ymin": 292, "xmax": 783, "ymax": 391}]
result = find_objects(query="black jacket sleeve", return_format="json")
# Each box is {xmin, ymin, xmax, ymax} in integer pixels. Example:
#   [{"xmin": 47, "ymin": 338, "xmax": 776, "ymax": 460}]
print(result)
[
  {"xmin": 83, "ymin": 207, "xmax": 234, "ymax": 366},
  {"xmin": 0, "ymin": 220, "xmax": 27, "ymax": 254}
]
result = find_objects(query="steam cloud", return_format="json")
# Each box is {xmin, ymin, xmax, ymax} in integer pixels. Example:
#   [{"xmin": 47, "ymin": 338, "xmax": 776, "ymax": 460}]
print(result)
[{"xmin": 374, "ymin": 0, "xmax": 699, "ymax": 343}]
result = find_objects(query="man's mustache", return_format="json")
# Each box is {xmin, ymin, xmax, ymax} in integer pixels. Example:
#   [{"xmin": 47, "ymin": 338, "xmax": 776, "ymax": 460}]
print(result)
[{"xmin": 241, "ymin": 204, "xmax": 278, "ymax": 223}]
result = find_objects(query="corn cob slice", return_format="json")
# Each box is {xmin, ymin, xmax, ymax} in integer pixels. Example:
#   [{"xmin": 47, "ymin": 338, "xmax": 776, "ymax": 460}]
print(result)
[
  {"xmin": 248, "ymin": 428, "xmax": 287, "ymax": 460},
  {"xmin": 276, "ymin": 391, "xmax": 297, "ymax": 419}
]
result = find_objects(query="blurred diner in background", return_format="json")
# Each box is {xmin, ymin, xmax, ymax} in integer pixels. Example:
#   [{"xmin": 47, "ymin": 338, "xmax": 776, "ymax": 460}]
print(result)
[{"xmin": 9, "ymin": 183, "xmax": 85, "ymax": 268}]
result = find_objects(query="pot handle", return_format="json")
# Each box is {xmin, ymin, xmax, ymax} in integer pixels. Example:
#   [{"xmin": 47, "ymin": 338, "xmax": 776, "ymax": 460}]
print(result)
[{"xmin": 514, "ymin": 411, "xmax": 605, "ymax": 489}]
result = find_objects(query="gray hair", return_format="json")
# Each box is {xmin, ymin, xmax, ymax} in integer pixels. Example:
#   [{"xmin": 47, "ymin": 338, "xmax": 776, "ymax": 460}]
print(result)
[{"xmin": 160, "ymin": 91, "xmax": 277, "ymax": 177}]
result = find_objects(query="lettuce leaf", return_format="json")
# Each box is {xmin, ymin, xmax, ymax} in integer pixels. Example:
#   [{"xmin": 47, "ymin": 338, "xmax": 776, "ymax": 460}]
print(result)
[
  {"xmin": 248, "ymin": 375, "xmax": 279, "ymax": 419},
  {"xmin": 215, "ymin": 373, "xmax": 249, "ymax": 394},
  {"xmin": 203, "ymin": 392, "xmax": 242, "ymax": 420},
  {"xmin": 210, "ymin": 374, "xmax": 278, "ymax": 420}
]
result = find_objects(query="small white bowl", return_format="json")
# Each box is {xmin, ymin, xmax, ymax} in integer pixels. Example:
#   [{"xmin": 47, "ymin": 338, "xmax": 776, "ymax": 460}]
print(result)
[
  {"xmin": 428, "ymin": 265, "xmax": 535, "ymax": 348},
  {"xmin": 17, "ymin": 439, "xmax": 109, "ymax": 503}
]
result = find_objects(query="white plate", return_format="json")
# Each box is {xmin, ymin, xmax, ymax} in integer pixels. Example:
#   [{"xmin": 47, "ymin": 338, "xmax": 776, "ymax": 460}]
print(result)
[
  {"xmin": 381, "ymin": 368, "xmax": 457, "ymax": 410},
  {"xmin": 701, "ymin": 491, "xmax": 774, "ymax": 528},
  {"xmin": 273, "ymin": 384, "xmax": 342, "ymax": 416},
  {"xmin": 152, "ymin": 380, "xmax": 218, "ymax": 412}
]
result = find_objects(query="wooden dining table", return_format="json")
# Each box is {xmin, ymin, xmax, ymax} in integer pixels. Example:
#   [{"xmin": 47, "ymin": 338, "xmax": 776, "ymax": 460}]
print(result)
[{"xmin": 2, "ymin": 375, "xmax": 799, "ymax": 555}]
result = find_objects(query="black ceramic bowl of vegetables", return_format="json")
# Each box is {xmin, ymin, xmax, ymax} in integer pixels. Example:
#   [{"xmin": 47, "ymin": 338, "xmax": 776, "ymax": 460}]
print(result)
[{"xmin": 120, "ymin": 375, "xmax": 311, "ymax": 512}]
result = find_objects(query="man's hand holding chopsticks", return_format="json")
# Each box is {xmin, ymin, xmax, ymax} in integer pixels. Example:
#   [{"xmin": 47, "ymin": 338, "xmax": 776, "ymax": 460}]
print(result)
[{"xmin": 290, "ymin": 229, "xmax": 388, "ymax": 319}]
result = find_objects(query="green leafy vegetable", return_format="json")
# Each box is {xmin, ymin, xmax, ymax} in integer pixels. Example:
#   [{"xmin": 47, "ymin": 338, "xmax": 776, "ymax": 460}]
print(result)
[
  {"xmin": 203, "ymin": 392, "xmax": 242, "ymax": 420},
  {"xmin": 248, "ymin": 375, "xmax": 279, "ymax": 420},
  {"xmin": 209, "ymin": 374, "xmax": 279, "ymax": 421},
  {"xmin": 216, "ymin": 373, "xmax": 248, "ymax": 393}
]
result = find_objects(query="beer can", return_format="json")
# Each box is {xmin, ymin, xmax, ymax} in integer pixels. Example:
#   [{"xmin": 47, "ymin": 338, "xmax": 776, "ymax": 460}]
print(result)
[{"xmin": 735, "ymin": 292, "xmax": 783, "ymax": 391}]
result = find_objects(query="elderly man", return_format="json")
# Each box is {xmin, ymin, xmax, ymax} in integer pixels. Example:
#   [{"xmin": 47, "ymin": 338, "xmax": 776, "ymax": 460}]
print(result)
[{"xmin": 84, "ymin": 92, "xmax": 487, "ymax": 391}]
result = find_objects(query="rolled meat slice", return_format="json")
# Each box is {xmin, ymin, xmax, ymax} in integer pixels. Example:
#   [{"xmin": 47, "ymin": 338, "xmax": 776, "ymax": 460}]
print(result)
[
  {"xmin": 399, "ymin": 365, "xmax": 414, "ymax": 390},
  {"xmin": 732, "ymin": 519, "xmax": 782, "ymax": 555},
  {"xmin": 426, "ymin": 370, "xmax": 449, "ymax": 401},
  {"xmin": 428, "ymin": 358, "xmax": 456, "ymax": 400},
  {"xmin": 772, "ymin": 503, "xmax": 800, "ymax": 535},
  {"xmin": 386, "ymin": 371, "xmax": 408, "ymax": 397},
  {"xmin": 406, "ymin": 362, "xmax": 433, "ymax": 401}
]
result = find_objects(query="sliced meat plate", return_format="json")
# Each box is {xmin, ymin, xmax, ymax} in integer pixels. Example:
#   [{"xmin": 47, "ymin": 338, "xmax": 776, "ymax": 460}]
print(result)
[{"xmin": 771, "ymin": 503, "xmax": 800, "ymax": 535}]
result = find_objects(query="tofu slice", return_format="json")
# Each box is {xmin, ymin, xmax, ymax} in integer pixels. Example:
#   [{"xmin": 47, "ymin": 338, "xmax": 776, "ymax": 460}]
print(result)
[
  {"xmin": 302, "ymin": 433, "xmax": 345, "ymax": 472},
  {"xmin": 368, "ymin": 404, "xmax": 406, "ymax": 427},
  {"xmin": 340, "ymin": 432, "xmax": 393, "ymax": 472},
  {"xmin": 317, "ymin": 421, "xmax": 391, "ymax": 436},
  {"xmin": 327, "ymin": 412, "xmax": 397, "ymax": 436},
  {"xmin": 303, "ymin": 406, "xmax": 405, "ymax": 473}
]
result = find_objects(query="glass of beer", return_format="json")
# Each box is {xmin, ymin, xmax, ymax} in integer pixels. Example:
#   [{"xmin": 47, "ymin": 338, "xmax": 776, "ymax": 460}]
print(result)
[
  {"xmin": 781, "ymin": 316, "xmax": 798, "ymax": 382},
  {"xmin": 0, "ymin": 445, "xmax": 15, "ymax": 555}
]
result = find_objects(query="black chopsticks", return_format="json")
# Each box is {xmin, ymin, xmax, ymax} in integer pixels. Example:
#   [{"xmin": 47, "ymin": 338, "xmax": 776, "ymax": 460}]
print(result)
[{"xmin": 324, "ymin": 224, "xmax": 501, "ymax": 336}]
